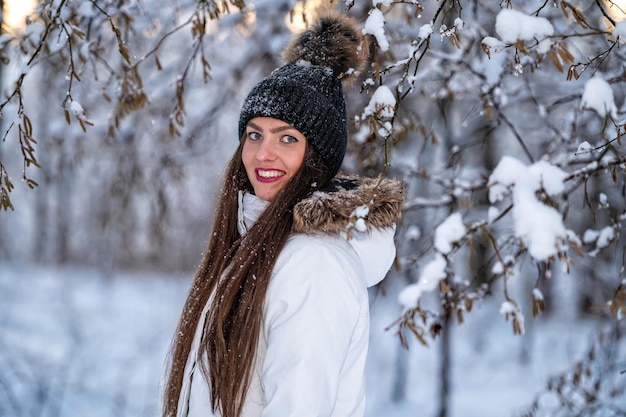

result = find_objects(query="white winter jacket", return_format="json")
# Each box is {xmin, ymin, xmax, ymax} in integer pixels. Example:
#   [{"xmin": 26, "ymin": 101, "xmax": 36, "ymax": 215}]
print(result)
[{"xmin": 177, "ymin": 177, "xmax": 404, "ymax": 417}]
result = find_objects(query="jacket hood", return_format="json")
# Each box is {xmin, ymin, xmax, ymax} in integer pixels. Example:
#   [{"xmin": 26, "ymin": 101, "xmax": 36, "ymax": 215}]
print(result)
[
  {"xmin": 292, "ymin": 177, "xmax": 404, "ymax": 235},
  {"xmin": 238, "ymin": 177, "xmax": 404, "ymax": 288},
  {"xmin": 293, "ymin": 177, "xmax": 403, "ymax": 287}
]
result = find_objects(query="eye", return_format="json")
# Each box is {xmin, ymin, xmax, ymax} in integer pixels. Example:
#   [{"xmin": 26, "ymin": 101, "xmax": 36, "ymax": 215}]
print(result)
[
  {"xmin": 280, "ymin": 135, "xmax": 299, "ymax": 144},
  {"xmin": 247, "ymin": 131, "xmax": 262, "ymax": 141}
]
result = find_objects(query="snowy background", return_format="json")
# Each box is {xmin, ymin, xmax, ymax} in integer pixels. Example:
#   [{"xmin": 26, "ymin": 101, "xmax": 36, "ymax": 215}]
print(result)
[{"xmin": 1, "ymin": 261, "xmax": 619, "ymax": 417}]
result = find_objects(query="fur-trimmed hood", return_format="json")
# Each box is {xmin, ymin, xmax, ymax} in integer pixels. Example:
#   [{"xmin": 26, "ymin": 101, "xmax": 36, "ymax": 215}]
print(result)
[
  {"xmin": 237, "ymin": 177, "xmax": 403, "ymax": 289},
  {"xmin": 292, "ymin": 177, "xmax": 404, "ymax": 235},
  {"xmin": 237, "ymin": 177, "xmax": 404, "ymax": 237}
]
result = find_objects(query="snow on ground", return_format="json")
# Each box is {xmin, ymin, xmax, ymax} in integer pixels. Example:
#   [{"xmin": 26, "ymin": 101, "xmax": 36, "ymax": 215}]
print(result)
[{"xmin": 0, "ymin": 262, "xmax": 600, "ymax": 417}]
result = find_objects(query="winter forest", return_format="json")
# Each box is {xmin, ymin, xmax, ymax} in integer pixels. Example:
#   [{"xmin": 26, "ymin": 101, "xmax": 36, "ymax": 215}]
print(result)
[{"xmin": 1, "ymin": 0, "xmax": 626, "ymax": 416}]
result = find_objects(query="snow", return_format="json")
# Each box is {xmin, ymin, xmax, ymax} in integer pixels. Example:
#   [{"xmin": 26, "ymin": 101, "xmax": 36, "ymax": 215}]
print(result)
[
  {"xmin": 528, "ymin": 160, "xmax": 567, "ymax": 196},
  {"xmin": 488, "ymin": 156, "xmax": 570, "ymax": 261},
  {"xmin": 481, "ymin": 36, "xmax": 506, "ymax": 57},
  {"xmin": 398, "ymin": 253, "xmax": 447, "ymax": 308},
  {"xmin": 362, "ymin": 85, "xmax": 396, "ymax": 119},
  {"xmin": 363, "ymin": 8, "xmax": 389, "ymax": 52},
  {"xmin": 353, "ymin": 124, "xmax": 370, "ymax": 144},
  {"xmin": 580, "ymin": 76, "xmax": 618, "ymax": 119},
  {"xmin": 494, "ymin": 9, "xmax": 554, "ymax": 44},
  {"xmin": 499, "ymin": 300, "xmax": 525, "ymax": 334},
  {"xmin": 577, "ymin": 140, "xmax": 592, "ymax": 154},
  {"xmin": 488, "ymin": 206, "xmax": 500, "ymax": 222},
  {"xmin": 418, "ymin": 23, "xmax": 433, "ymax": 41},
  {"xmin": 513, "ymin": 182, "xmax": 567, "ymax": 261},
  {"xmin": 404, "ymin": 225, "xmax": 421, "ymax": 241},
  {"xmin": 596, "ymin": 226, "xmax": 616, "ymax": 249},
  {"xmin": 499, "ymin": 299, "xmax": 518, "ymax": 315},
  {"xmin": 2, "ymin": 262, "xmax": 609, "ymax": 417},
  {"xmin": 599, "ymin": 193, "xmax": 609, "ymax": 208},
  {"xmin": 70, "ymin": 100, "xmax": 84, "ymax": 114},
  {"xmin": 583, "ymin": 228, "xmax": 600, "ymax": 244},
  {"xmin": 354, "ymin": 204, "xmax": 370, "ymax": 218},
  {"xmin": 355, "ymin": 218, "xmax": 367, "ymax": 232},
  {"xmin": 433, "ymin": 212, "xmax": 465, "ymax": 254},
  {"xmin": 350, "ymin": 204, "xmax": 372, "ymax": 233},
  {"xmin": 488, "ymin": 155, "xmax": 527, "ymax": 202},
  {"xmin": 1, "ymin": 263, "xmax": 185, "ymax": 417}
]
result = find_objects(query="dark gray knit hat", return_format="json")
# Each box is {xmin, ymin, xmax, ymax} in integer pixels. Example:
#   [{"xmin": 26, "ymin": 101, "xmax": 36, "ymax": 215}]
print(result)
[{"xmin": 238, "ymin": 12, "xmax": 368, "ymax": 177}]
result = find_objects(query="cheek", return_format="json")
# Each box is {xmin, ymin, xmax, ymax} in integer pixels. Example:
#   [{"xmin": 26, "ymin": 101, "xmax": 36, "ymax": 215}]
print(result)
[
  {"xmin": 241, "ymin": 143, "xmax": 254, "ymax": 173},
  {"xmin": 289, "ymin": 147, "xmax": 306, "ymax": 172}
]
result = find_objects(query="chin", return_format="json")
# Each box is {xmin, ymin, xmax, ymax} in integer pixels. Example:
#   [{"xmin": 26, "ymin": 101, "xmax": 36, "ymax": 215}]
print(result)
[{"xmin": 254, "ymin": 189, "xmax": 276, "ymax": 202}]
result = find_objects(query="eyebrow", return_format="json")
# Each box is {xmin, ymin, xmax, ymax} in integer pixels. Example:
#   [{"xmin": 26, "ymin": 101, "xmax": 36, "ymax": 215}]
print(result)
[{"xmin": 247, "ymin": 121, "xmax": 298, "ymax": 134}]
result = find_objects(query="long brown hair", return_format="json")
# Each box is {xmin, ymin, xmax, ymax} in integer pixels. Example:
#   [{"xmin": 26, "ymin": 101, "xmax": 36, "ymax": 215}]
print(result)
[{"xmin": 162, "ymin": 141, "xmax": 332, "ymax": 417}]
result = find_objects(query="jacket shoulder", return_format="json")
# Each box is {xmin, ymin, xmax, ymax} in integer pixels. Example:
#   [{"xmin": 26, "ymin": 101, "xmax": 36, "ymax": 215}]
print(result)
[{"xmin": 274, "ymin": 234, "xmax": 367, "ymax": 289}]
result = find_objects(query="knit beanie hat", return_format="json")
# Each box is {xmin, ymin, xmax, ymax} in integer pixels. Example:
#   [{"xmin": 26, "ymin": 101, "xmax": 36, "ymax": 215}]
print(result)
[{"xmin": 238, "ymin": 12, "xmax": 368, "ymax": 178}]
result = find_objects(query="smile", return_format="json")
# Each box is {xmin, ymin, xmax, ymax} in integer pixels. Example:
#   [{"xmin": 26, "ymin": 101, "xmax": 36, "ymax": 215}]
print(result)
[{"xmin": 256, "ymin": 169, "xmax": 285, "ymax": 182}]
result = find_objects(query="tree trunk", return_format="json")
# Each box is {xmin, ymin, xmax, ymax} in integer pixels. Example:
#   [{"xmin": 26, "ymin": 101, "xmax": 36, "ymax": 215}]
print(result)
[
  {"xmin": 437, "ymin": 313, "xmax": 451, "ymax": 417},
  {"xmin": 34, "ymin": 67, "xmax": 51, "ymax": 261}
]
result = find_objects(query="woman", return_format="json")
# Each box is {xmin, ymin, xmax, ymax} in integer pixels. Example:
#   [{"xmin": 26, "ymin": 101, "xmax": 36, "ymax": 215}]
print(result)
[{"xmin": 162, "ymin": 11, "xmax": 404, "ymax": 417}]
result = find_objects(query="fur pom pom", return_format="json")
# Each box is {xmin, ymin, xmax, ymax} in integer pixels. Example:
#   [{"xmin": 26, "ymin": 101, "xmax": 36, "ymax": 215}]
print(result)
[{"xmin": 282, "ymin": 11, "xmax": 369, "ymax": 75}]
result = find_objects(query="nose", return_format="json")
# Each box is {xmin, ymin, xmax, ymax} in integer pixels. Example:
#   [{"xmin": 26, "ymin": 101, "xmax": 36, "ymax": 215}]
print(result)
[{"xmin": 256, "ymin": 138, "xmax": 276, "ymax": 161}]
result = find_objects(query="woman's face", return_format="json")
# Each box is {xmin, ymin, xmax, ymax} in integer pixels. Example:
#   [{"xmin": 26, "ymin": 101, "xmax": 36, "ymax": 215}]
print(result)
[{"xmin": 242, "ymin": 117, "xmax": 307, "ymax": 201}]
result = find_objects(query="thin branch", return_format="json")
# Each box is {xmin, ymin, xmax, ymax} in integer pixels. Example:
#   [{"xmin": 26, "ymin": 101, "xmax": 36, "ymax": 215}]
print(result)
[{"xmin": 493, "ymin": 102, "xmax": 535, "ymax": 163}]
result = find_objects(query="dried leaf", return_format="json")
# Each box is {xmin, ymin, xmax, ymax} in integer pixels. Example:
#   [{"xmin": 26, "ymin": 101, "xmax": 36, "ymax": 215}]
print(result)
[
  {"xmin": 112, "ymin": 25, "xmax": 131, "ymax": 64},
  {"xmin": 72, "ymin": 26, "xmax": 86, "ymax": 39},
  {"xmin": 430, "ymin": 322, "xmax": 443, "ymax": 338},
  {"xmin": 23, "ymin": 115, "xmax": 32, "ymax": 137},
  {"xmin": 557, "ymin": 43, "xmax": 574, "ymax": 64},
  {"xmin": 570, "ymin": 6, "xmax": 590, "ymax": 28},
  {"xmin": 0, "ymin": 187, "xmax": 14, "ymax": 211},
  {"xmin": 407, "ymin": 322, "xmax": 429, "ymax": 346},
  {"xmin": 548, "ymin": 50, "xmax": 563, "ymax": 73},
  {"xmin": 485, "ymin": 103, "xmax": 493, "ymax": 121},
  {"xmin": 610, "ymin": 283, "xmax": 626, "ymax": 317},
  {"xmin": 398, "ymin": 329, "xmax": 408, "ymax": 349},
  {"xmin": 26, "ymin": 178, "xmax": 38, "ymax": 189},
  {"xmin": 231, "ymin": 0, "xmax": 246, "ymax": 9},
  {"xmin": 532, "ymin": 296, "xmax": 545, "ymax": 317},
  {"xmin": 572, "ymin": 240, "xmax": 584, "ymax": 257},
  {"xmin": 450, "ymin": 34, "xmax": 460, "ymax": 49},
  {"xmin": 481, "ymin": 42, "xmax": 492, "ymax": 59},
  {"xmin": 155, "ymin": 54, "xmax": 162, "ymax": 71},
  {"xmin": 418, "ymin": 123, "xmax": 427, "ymax": 138},
  {"xmin": 515, "ymin": 39, "xmax": 529, "ymax": 55},
  {"xmin": 560, "ymin": 0, "xmax": 569, "ymax": 18}
]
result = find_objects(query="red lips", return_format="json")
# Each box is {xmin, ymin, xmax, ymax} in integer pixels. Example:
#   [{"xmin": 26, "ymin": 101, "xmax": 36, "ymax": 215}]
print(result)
[{"xmin": 255, "ymin": 168, "xmax": 286, "ymax": 183}]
